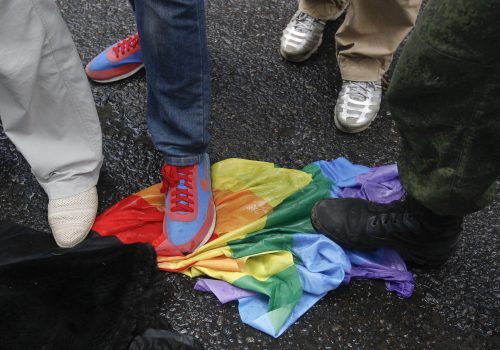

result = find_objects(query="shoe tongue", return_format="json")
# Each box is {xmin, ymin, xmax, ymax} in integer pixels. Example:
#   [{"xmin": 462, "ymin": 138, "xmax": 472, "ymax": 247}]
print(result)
[
  {"xmin": 297, "ymin": 12, "xmax": 308, "ymax": 21},
  {"xmin": 176, "ymin": 179, "xmax": 189, "ymax": 204},
  {"xmin": 172, "ymin": 176, "xmax": 193, "ymax": 213},
  {"xmin": 177, "ymin": 178, "xmax": 187, "ymax": 189}
]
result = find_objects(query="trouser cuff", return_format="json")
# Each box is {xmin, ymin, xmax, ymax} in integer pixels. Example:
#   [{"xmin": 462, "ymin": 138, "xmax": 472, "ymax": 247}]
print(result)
[
  {"xmin": 338, "ymin": 55, "xmax": 390, "ymax": 82},
  {"xmin": 36, "ymin": 166, "xmax": 101, "ymax": 200},
  {"xmin": 299, "ymin": 0, "xmax": 348, "ymax": 22},
  {"xmin": 164, "ymin": 153, "xmax": 206, "ymax": 166}
]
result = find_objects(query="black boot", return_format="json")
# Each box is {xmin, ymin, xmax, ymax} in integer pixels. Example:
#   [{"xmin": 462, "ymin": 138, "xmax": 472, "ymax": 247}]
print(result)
[{"xmin": 310, "ymin": 196, "xmax": 463, "ymax": 266}]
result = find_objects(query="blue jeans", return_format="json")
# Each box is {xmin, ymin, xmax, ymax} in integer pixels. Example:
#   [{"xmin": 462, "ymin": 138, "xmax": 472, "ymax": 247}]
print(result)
[{"xmin": 132, "ymin": 0, "xmax": 211, "ymax": 166}]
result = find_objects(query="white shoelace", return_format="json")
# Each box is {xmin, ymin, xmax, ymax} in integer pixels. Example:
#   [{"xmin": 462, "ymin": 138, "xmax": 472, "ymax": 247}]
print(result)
[
  {"xmin": 346, "ymin": 81, "xmax": 381, "ymax": 102},
  {"xmin": 293, "ymin": 12, "xmax": 324, "ymax": 33}
]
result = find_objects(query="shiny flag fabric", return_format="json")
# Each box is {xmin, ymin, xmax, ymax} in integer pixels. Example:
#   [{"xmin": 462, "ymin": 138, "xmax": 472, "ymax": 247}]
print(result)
[{"xmin": 93, "ymin": 158, "xmax": 413, "ymax": 337}]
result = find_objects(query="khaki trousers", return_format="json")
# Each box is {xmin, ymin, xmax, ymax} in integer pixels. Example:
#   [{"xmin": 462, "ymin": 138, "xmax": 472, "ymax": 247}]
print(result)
[
  {"xmin": 0, "ymin": 0, "xmax": 103, "ymax": 199},
  {"xmin": 299, "ymin": 0, "xmax": 422, "ymax": 81}
]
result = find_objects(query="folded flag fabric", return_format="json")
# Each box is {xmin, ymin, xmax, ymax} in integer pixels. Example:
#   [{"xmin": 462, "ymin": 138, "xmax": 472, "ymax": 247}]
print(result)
[
  {"xmin": 194, "ymin": 245, "xmax": 413, "ymax": 338},
  {"xmin": 314, "ymin": 158, "xmax": 405, "ymax": 202},
  {"xmin": 92, "ymin": 158, "xmax": 414, "ymax": 337},
  {"xmin": 194, "ymin": 279, "xmax": 257, "ymax": 304}
]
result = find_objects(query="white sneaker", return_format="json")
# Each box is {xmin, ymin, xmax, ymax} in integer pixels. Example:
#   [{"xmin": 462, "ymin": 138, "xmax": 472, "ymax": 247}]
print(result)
[
  {"xmin": 48, "ymin": 187, "xmax": 98, "ymax": 248},
  {"xmin": 334, "ymin": 80, "xmax": 382, "ymax": 133},
  {"xmin": 280, "ymin": 3, "xmax": 348, "ymax": 62},
  {"xmin": 280, "ymin": 11, "xmax": 327, "ymax": 62}
]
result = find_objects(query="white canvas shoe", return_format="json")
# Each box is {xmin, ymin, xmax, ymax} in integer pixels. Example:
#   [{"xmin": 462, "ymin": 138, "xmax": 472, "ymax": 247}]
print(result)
[{"xmin": 48, "ymin": 187, "xmax": 98, "ymax": 248}]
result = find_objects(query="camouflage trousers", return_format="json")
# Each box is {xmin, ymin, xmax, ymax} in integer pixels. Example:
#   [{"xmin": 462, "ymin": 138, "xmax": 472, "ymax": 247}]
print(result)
[{"xmin": 387, "ymin": 0, "xmax": 500, "ymax": 216}]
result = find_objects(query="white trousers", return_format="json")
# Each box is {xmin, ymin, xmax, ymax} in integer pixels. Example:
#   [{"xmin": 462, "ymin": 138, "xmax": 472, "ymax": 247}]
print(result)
[{"xmin": 0, "ymin": 0, "xmax": 103, "ymax": 199}]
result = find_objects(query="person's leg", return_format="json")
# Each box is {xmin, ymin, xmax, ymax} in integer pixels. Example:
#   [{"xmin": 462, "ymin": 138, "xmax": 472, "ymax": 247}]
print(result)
[
  {"xmin": 134, "ymin": 0, "xmax": 210, "ymax": 166},
  {"xmin": 312, "ymin": 0, "xmax": 500, "ymax": 265},
  {"xmin": 387, "ymin": 0, "xmax": 500, "ymax": 216},
  {"xmin": 333, "ymin": 0, "xmax": 421, "ymax": 133},
  {"xmin": 0, "ymin": 0, "xmax": 103, "ymax": 247},
  {"xmin": 280, "ymin": 0, "xmax": 349, "ymax": 62},
  {"xmin": 336, "ymin": 0, "xmax": 421, "ymax": 81},
  {"xmin": 133, "ymin": 0, "xmax": 215, "ymax": 256}
]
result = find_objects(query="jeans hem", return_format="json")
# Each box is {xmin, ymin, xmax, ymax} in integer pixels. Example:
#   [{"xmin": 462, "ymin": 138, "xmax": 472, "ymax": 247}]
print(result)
[{"xmin": 164, "ymin": 153, "xmax": 206, "ymax": 166}]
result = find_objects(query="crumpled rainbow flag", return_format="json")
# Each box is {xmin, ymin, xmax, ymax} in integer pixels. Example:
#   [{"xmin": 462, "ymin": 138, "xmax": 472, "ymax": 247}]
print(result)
[{"xmin": 92, "ymin": 158, "xmax": 414, "ymax": 337}]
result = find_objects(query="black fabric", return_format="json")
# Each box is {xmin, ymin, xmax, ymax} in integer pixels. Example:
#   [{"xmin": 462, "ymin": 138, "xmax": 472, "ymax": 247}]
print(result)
[
  {"xmin": 0, "ymin": 222, "xmax": 159, "ymax": 350},
  {"xmin": 129, "ymin": 329, "xmax": 204, "ymax": 350}
]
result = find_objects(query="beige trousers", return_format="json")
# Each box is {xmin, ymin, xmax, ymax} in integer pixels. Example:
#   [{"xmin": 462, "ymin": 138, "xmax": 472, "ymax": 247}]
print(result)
[{"xmin": 299, "ymin": 0, "xmax": 422, "ymax": 81}]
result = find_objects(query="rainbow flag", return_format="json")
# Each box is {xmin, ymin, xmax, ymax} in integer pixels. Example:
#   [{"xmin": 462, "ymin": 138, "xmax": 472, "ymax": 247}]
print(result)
[{"xmin": 93, "ymin": 158, "xmax": 413, "ymax": 337}]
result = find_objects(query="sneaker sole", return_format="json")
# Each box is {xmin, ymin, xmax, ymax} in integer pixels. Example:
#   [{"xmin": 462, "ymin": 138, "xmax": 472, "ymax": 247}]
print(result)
[
  {"xmin": 90, "ymin": 64, "xmax": 144, "ymax": 84},
  {"xmin": 280, "ymin": 36, "xmax": 323, "ymax": 63},
  {"xmin": 53, "ymin": 229, "xmax": 91, "ymax": 249},
  {"xmin": 334, "ymin": 113, "xmax": 374, "ymax": 134},
  {"xmin": 191, "ymin": 203, "xmax": 217, "ymax": 252}
]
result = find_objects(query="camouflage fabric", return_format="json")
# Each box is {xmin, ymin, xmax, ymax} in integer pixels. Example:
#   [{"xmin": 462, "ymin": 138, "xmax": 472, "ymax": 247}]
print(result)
[{"xmin": 386, "ymin": 0, "xmax": 500, "ymax": 216}]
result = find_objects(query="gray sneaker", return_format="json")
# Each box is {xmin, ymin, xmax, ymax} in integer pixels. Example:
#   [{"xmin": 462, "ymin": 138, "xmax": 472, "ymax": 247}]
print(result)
[
  {"xmin": 334, "ymin": 80, "xmax": 383, "ymax": 133},
  {"xmin": 280, "ymin": 3, "xmax": 348, "ymax": 63},
  {"xmin": 280, "ymin": 11, "xmax": 326, "ymax": 62}
]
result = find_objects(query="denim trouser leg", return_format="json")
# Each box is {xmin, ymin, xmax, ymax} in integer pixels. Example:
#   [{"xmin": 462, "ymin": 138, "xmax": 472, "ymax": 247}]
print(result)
[{"xmin": 133, "ymin": 0, "xmax": 211, "ymax": 166}]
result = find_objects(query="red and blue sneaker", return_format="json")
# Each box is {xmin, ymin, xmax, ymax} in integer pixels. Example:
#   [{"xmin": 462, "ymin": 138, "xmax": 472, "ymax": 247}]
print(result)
[
  {"xmin": 85, "ymin": 32, "xmax": 143, "ymax": 83},
  {"xmin": 156, "ymin": 154, "xmax": 216, "ymax": 256}
]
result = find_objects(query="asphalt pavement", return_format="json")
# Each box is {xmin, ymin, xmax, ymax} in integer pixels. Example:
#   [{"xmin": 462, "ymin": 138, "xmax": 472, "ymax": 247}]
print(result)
[{"xmin": 0, "ymin": 0, "xmax": 498, "ymax": 349}]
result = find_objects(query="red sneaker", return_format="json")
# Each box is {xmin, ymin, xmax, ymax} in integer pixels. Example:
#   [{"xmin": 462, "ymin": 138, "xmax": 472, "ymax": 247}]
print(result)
[
  {"xmin": 155, "ymin": 155, "xmax": 216, "ymax": 256},
  {"xmin": 85, "ymin": 33, "xmax": 143, "ymax": 83}
]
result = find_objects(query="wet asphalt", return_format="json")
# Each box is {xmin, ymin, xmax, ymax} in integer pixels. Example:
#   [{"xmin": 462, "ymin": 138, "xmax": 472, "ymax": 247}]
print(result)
[{"xmin": 0, "ymin": 0, "xmax": 499, "ymax": 349}]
